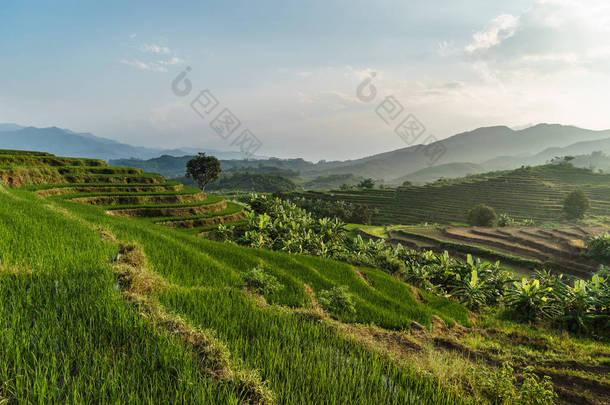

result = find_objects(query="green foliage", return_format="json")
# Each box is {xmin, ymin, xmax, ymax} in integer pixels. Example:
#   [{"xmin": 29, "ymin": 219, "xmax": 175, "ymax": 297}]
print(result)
[
  {"xmin": 505, "ymin": 278, "xmax": 560, "ymax": 322},
  {"xmin": 227, "ymin": 194, "xmax": 610, "ymax": 334},
  {"xmin": 467, "ymin": 204, "xmax": 497, "ymax": 227},
  {"xmin": 497, "ymin": 213, "xmax": 535, "ymax": 227},
  {"xmin": 585, "ymin": 232, "xmax": 610, "ymax": 263},
  {"xmin": 318, "ymin": 286, "xmax": 356, "ymax": 319},
  {"xmin": 278, "ymin": 195, "xmax": 372, "ymax": 224},
  {"xmin": 563, "ymin": 189, "xmax": 590, "ymax": 219},
  {"xmin": 207, "ymin": 172, "xmax": 297, "ymax": 192},
  {"xmin": 243, "ymin": 265, "xmax": 283, "ymax": 295},
  {"xmin": 482, "ymin": 363, "xmax": 556, "ymax": 405},
  {"xmin": 358, "ymin": 178, "xmax": 375, "ymax": 189},
  {"xmin": 186, "ymin": 153, "xmax": 221, "ymax": 191},
  {"xmin": 517, "ymin": 367, "xmax": 557, "ymax": 405}
]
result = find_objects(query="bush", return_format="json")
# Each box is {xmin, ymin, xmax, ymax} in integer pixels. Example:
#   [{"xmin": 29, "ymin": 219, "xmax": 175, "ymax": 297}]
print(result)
[
  {"xmin": 318, "ymin": 286, "xmax": 356, "ymax": 319},
  {"xmin": 467, "ymin": 204, "xmax": 497, "ymax": 227},
  {"xmin": 243, "ymin": 266, "xmax": 283, "ymax": 295},
  {"xmin": 505, "ymin": 278, "xmax": 560, "ymax": 322},
  {"xmin": 482, "ymin": 363, "xmax": 556, "ymax": 405},
  {"xmin": 584, "ymin": 232, "xmax": 610, "ymax": 263},
  {"xmin": 497, "ymin": 214, "xmax": 535, "ymax": 227},
  {"xmin": 497, "ymin": 213, "xmax": 515, "ymax": 227},
  {"xmin": 563, "ymin": 189, "xmax": 590, "ymax": 220},
  {"xmin": 358, "ymin": 178, "xmax": 375, "ymax": 189}
]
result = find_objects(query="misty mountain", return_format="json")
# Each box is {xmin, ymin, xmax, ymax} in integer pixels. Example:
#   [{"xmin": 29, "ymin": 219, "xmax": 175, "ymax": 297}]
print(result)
[
  {"xmin": 307, "ymin": 124, "xmax": 610, "ymax": 180},
  {"xmin": 0, "ymin": 125, "xmax": 261, "ymax": 161}
]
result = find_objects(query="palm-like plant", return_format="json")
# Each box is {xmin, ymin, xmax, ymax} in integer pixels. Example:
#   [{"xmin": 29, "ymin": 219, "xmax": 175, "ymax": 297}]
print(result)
[{"xmin": 505, "ymin": 278, "xmax": 560, "ymax": 322}]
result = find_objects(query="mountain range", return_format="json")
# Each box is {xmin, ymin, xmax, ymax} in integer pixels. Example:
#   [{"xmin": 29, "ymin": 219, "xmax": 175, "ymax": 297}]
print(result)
[
  {"xmin": 3, "ymin": 123, "xmax": 610, "ymax": 184},
  {"xmin": 0, "ymin": 125, "xmax": 258, "ymax": 161}
]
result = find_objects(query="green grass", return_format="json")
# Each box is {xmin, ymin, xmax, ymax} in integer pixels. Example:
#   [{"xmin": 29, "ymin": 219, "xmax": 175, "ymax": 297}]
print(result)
[
  {"xmin": 0, "ymin": 188, "xmax": 246, "ymax": 403},
  {"xmin": 151, "ymin": 201, "xmax": 243, "ymax": 223},
  {"xmin": 4, "ymin": 151, "xmax": 608, "ymax": 404},
  {"xmin": 294, "ymin": 164, "xmax": 610, "ymax": 225},
  {"xmin": 103, "ymin": 195, "xmax": 225, "ymax": 211},
  {"xmin": 42, "ymin": 189, "xmax": 470, "ymax": 404}
]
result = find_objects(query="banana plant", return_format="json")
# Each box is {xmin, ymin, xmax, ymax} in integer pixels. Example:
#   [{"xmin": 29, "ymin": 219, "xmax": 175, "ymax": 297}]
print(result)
[{"xmin": 506, "ymin": 278, "xmax": 560, "ymax": 321}]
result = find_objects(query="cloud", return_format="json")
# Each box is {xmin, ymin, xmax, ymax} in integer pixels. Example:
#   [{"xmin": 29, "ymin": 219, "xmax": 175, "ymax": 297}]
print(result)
[
  {"xmin": 157, "ymin": 57, "xmax": 184, "ymax": 66},
  {"xmin": 465, "ymin": 0, "xmax": 610, "ymax": 78},
  {"xmin": 140, "ymin": 43, "xmax": 171, "ymax": 54},
  {"xmin": 129, "ymin": 33, "xmax": 137, "ymax": 39},
  {"xmin": 120, "ymin": 59, "xmax": 168, "ymax": 72},
  {"xmin": 122, "ymin": 41, "xmax": 184, "ymax": 73},
  {"xmin": 465, "ymin": 14, "xmax": 520, "ymax": 54}
]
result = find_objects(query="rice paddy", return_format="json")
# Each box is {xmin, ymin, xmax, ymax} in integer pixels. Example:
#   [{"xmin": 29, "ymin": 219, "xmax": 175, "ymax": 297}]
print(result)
[{"xmin": 0, "ymin": 150, "xmax": 608, "ymax": 404}]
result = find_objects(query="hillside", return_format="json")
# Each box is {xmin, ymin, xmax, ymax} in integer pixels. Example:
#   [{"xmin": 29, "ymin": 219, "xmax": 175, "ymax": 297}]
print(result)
[
  {"xmin": 392, "ymin": 162, "xmax": 485, "ymax": 185},
  {"xmin": 0, "ymin": 149, "xmax": 608, "ymax": 405},
  {"xmin": 297, "ymin": 164, "xmax": 610, "ymax": 225}
]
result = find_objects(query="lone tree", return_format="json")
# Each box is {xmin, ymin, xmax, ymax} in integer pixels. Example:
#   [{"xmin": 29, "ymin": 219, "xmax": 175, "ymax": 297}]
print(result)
[
  {"xmin": 563, "ymin": 189, "xmax": 590, "ymax": 220},
  {"xmin": 467, "ymin": 204, "xmax": 497, "ymax": 227},
  {"xmin": 186, "ymin": 153, "xmax": 221, "ymax": 191},
  {"xmin": 358, "ymin": 178, "xmax": 375, "ymax": 189}
]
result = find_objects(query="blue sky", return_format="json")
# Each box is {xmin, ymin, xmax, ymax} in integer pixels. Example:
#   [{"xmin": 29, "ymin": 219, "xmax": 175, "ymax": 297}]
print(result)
[{"xmin": 1, "ymin": 0, "xmax": 609, "ymax": 160}]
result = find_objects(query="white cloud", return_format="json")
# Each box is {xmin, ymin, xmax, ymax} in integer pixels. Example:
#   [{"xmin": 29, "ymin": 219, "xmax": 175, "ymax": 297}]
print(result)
[
  {"xmin": 465, "ymin": 14, "xmax": 520, "ymax": 54},
  {"xmin": 157, "ymin": 57, "xmax": 184, "ymax": 66},
  {"xmin": 129, "ymin": 33, "xmax": 137, "ymax": 39},
  {"xmin": 465, "ymin": 0, "xmax": 610, "ymax": 77},
  {"xmin": 120, "ymin": 59, "xmax": 168, "ymax": 72},
  {"xmin": 122, "ymin": 41, "xmax": 184, "ymax": 73},
  {"xmin": 140, "ymin": 43, "xmax": 171, "ymax": 54}
]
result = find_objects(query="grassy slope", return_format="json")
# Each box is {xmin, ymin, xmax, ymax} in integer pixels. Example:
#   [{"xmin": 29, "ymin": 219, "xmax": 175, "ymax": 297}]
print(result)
[
  {"xmin": 0, "ymin": 185, "xmax": 470, "ymax": 404},
  {"xmin": 2, "ymin": 153, "xmax": 609, "ymax": 404},
  {"xmin": 0, "ymin": 187, "xmax": 244, "ymax": 404},
  {"xmin": 296, "ymin": 164, "xmax": 610, "ymax": 225}
]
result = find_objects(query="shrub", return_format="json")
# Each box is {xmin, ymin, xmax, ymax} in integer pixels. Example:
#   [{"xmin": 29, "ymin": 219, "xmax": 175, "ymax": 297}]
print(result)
[
  {"xmin": 467, "ymin": 204, "xmax": 497, "ymax": 227},
  {"xmin": 243, "ymin": 266, "xmax": 283, "ymax": 295},
  {"xmin": 498, "ymin": 214, "xmax": 535, "ymax": 227},
  {"xmin": 505, "ymin": 278, "xmax": 560, "ymax": 322},
  {"xmin": 497, "ymin": 213, "xmax": 515, "ymax": 227},
  {"xmin": 318, "ymin": 286, "xmax": 356, "ymax": 319},
  {"xmin": 358, "ymin": 178, "xmax": 375, "ymax": 189},
  {"xmin": 584, "ymin": 232, "xmax": 610, "ymax": 263},
  {"xmin": 563, "ymin": 189, "xmax": 590, "ymax": 220},
  {"xmin": 518, "ymin": 367, "xmax": 557, "ymax": 405},
  {"xmin": 482, "ymin": 363, "xmax": 556, "ymax": 405}
]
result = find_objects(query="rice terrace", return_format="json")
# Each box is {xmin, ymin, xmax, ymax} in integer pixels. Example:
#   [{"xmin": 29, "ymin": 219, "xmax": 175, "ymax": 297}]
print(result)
[
  {"xmin": 0, "ymin": 146, "xmax": 608, "ymax": 404},
  {"xmin": 3, "ymin": 1, "xmax": 610, "ymax": 404}
]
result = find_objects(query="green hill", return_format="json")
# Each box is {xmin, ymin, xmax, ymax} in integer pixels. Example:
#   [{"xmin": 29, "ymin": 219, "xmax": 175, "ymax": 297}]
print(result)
[
  {"xmin": 297, "ymin": 164, "xmax": 610, "ymax": 225},
  {"xmin": 392, "ymin": 162, "xmax": 485, "ymax": 185},
  {"xmin": 0, "ymin": 150, "xmax": 608, "ymax": 405}
]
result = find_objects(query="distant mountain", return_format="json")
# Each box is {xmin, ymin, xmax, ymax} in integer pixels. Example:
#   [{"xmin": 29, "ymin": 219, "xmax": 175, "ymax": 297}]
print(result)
[
  {"xmin": 306, "ymin": 124, "xmax": 610, "ymax": 180},
  {"xmin": 0, "ymin": 125, "xmax": 262, "ymax": 161},
  {"xmin": 0, "ymin": 123, "xmax": 24, "ymax": 132},
  {"xmin": 5, "ymin": 123, "xmax": 610, "ymax": 183}
]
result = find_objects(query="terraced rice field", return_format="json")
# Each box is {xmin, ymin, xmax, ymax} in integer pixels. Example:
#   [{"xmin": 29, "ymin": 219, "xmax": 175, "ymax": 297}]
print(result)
[
  {"xmin": 0, "ymin": 150, "xmax": 609, "ymax": 404},
  {"xmin": 297, "ymin": 165, "xmax": 610, "ymax": 225},
  {"xmin": 0, "ymin": 151, "xmax": 244, "ymax": 235},
  {"xmin": 386, "ymin": 225, "xmax": 606, "ymax": 278}
]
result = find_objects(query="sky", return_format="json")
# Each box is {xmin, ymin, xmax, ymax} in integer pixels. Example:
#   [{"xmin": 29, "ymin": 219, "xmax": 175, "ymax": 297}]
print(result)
[{"xmin": 1, "ymin": 0, "xmax": 610, "ymax": 161}]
